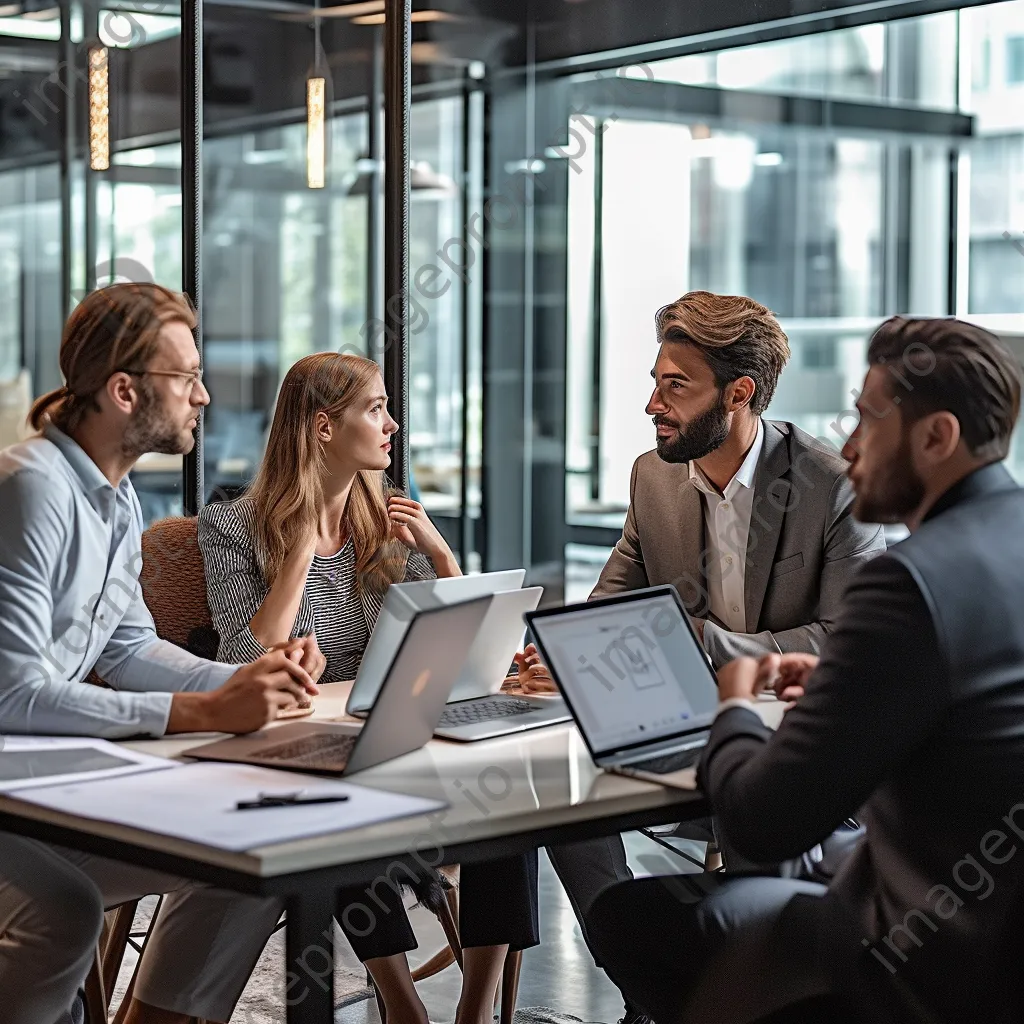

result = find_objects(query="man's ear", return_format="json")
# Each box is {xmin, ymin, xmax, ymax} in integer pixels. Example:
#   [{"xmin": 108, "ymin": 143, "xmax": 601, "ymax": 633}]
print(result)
[
  {"xmin": 104, "ymin": 372, "xmax": 138, "ymax": 416},
  {"xmin": 914, "ymin": 411, "xmax": 961, "ymax": 467},
  {"xmin": 726, "ymin": 375, "xmax": 756, "ymax": 412}
]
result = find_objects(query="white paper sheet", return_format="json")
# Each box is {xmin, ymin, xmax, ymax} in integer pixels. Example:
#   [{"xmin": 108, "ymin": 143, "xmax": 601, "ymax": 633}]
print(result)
[
  {"xmin": 0, "ymin": 736, "xmax": 175, "ymax": 792},
  {"xmin": 14, "ymin": 762, "xmax": 447, "ymax": 851}
]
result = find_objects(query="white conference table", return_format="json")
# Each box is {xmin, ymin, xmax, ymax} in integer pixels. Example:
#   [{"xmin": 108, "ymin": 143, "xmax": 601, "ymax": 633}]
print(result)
[{"xmin": 0, "ymin": 683, "xmax": 776, "ymax": 1024}]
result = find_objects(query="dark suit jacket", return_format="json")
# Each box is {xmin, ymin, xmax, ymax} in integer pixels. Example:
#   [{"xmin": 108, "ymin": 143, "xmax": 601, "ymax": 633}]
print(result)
[
  {"xmin": 592, "ymin": 420, "xmax": 885, "ymax": 666},
  {"xmin": 699, "ymin": 463, "xmax": 1024, "ymax": 1024}
]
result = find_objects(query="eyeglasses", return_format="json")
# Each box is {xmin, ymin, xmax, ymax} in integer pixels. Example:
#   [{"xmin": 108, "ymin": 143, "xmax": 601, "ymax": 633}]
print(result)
[{"xmin": 121, "ymin": 368, "xmax": 204, "ymax": 390}]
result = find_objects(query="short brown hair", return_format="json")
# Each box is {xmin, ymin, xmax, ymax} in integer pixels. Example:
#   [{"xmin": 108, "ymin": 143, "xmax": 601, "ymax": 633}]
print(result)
[
  {"xmin": 867, "ymin": 316, "xmax": 1023, "ymax": 462},
  {"xmin": 654, "ymin": 290, "xmax": 791, "ymax": 415},
  {"xmin": 29, "ymin": 283, "xmax": 197, "ymax": 434}
]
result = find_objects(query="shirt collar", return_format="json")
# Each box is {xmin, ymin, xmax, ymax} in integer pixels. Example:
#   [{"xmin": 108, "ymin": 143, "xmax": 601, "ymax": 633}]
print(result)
[
  {"xmin": 43, "ymin": 422, "xmax": 130, "ymax": 520},
  {"xmin": 690, "ymin": 417, "xmax": 764, "ymax": 498}
]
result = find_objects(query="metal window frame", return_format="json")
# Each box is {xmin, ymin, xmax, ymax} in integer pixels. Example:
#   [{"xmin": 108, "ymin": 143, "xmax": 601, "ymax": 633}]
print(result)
[{"xmin": 181, "ymin": 0, "xmax": 204, "ymax": 514}]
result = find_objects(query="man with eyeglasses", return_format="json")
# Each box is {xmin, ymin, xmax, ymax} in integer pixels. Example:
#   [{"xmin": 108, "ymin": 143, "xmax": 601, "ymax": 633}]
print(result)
[{"xmin": 0, "ymin": 283, "xmax": 323, "ymax": 1024}]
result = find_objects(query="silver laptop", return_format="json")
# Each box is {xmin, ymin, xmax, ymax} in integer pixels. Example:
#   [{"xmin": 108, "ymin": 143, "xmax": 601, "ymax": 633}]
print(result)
[
  {"xmin": 347, "ymin": 570, "xmax": 525, "ymax": 712},
  {"xmin": 347, "ymin": 573, "xmax": 571, "ymax": 741},
  {"xmin": 525, "ymin": 586, "xmax": 719, "ymax": 778},
  {"xmin": 186, "ymin": 596, "xmax": 493, "ymax": 776}
]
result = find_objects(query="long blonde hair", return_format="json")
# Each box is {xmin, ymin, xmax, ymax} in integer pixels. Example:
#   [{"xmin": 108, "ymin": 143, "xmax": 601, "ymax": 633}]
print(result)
[
  {"xmin": 29, "ymin": 283, "xmax": 197, "ymax": 433},
  {"xmin": 246, "ymin": 352, "xmax": 409, "ymax": 594}
]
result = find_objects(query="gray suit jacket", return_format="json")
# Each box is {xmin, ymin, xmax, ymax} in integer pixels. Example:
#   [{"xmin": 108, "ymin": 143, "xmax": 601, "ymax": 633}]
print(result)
[{"xmin": 591, "ymin": 420, "xmax": 885, "ymax": 666}]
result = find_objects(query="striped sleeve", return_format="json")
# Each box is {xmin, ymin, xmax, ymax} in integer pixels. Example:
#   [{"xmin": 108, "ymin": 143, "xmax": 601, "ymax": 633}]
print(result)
[
  {"xmin": 197, "ymin": 500, "xmax": 275, "ymax": 665},
  {"xmin": 404, "ymin": 551, "xmax": 437, "ymax": 583}
]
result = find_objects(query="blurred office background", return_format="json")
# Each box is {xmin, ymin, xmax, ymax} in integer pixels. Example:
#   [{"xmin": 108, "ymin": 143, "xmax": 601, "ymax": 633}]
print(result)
[{"xmin": 0, "ymin": 0, "xmax": 1022, "ymax": 602}]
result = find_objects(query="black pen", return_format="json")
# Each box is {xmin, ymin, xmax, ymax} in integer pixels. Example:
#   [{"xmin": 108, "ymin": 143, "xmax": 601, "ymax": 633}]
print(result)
[{"xmin": 235, "ymin": 794, "xmax": 351, "ymax": 811}]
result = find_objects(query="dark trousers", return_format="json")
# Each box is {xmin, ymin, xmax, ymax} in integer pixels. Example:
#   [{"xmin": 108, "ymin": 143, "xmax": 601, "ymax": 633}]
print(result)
[
  {"xmin": 589, "ymin": 875, "xmax": 831, "ymax": 1023},
  {"xmin": 335, "ymin": 850, "xmax": 539, "ymax": 962},
  {"xmin": 546, "ymin": 836, "xmax": 635, "ymax": 1010},
  {"xmin": 587, "ymin": 875, "xmax": 909, "ymax": 1024},
  {"xmin": 546, "ymin": 835, "xmax": 633, "ymax": 948}
]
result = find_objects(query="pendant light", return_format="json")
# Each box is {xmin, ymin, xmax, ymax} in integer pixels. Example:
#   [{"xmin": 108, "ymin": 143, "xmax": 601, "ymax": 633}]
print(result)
[
  {"xmin": 88, "ymin": 45, "xmax": 109, "ymax": 171},
  {"xmin": 307, "ymin": 0, "xmax": 327, "ymax": 188}
]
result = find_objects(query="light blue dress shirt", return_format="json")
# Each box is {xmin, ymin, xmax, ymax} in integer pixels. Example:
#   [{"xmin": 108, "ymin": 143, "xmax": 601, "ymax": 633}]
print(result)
[{"xmin": 0, "ymin": 424, "xmax": 236, "ymax": 738}]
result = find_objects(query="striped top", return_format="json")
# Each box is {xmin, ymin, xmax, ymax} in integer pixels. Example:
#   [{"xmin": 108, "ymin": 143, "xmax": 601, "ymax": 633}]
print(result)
[{"xmin": 197, "ymin": 496, "xmax": 435, "ymax": 683}]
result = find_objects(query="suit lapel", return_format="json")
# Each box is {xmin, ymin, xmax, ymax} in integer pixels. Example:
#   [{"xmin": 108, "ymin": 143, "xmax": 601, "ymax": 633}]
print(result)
[
  {"xmin": 743, "ymin": 421, "xmax": 790, "ymax": 632},
  {"xmin": 676, "ymin": 474, "xmax": 709, "ymax": 617}
]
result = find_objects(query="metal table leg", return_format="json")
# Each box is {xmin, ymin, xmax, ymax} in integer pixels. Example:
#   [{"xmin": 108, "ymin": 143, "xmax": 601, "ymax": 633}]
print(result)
[{"xmin": 285, "ymin": 888, "xmax": 335, "ymax": 1024}]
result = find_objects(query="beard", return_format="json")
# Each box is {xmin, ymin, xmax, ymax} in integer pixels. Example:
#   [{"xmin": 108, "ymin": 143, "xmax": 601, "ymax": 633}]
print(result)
[
  {"xmin": 654, "ymin": 391, "xmax": 731, "ymax": 464},
  {"xmin": 122, "ymin": 379, "xmax": 196, "ymax": 458},
  {"xmin": 851, "ymin": 434, "xmax": 926, "ymax": 524}
]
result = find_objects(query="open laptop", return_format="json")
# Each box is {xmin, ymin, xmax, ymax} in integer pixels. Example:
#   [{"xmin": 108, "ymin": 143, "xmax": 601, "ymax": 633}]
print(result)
[
  {"xmin": 346, "ymin": 570, "xmax": 524, "ymax": 714},
  {"xmin": 186, "ymin": 595, "xmax": 493, "ymax": 776},
  {"xmin": 347, "ymin": 573, "xmax": 571, "ymax": 741},
  {"xmin": 525, "ymin": 585, "xmax": 719, "ymax": 780}
]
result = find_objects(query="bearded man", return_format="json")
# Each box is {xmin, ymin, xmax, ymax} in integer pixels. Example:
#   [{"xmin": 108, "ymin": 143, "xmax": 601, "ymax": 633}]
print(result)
[{"xmin": 531, "ymin": 290, "xmax": 886, "ymax": 1024}]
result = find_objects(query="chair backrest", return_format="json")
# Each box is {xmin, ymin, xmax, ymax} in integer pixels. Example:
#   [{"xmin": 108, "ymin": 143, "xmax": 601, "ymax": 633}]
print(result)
[{"xmin": 140, "ymin": 516, "xmax": 219, "ymax": 659}]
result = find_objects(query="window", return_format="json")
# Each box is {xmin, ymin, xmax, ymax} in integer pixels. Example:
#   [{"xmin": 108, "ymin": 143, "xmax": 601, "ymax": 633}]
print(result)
[
  {"xmin": 1007, "ymin": 35, "xmax": 1024, "ymax": 82},
  {"xmin": 565, "ymin": 0, "xmax": 1024, "ymax": 582},
  {"xmin": 975, "ymin": 37, "xmax": 992, "ymax": 91}
]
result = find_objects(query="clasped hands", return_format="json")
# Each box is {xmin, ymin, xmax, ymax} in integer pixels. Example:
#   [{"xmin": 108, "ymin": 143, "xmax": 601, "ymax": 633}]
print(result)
[{"xmin": 716, "ymin": 651, "xmax": 818, "ymax": 703}]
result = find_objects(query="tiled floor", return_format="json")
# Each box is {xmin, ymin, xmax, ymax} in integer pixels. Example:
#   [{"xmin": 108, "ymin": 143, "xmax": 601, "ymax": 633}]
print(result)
[{"xmin": 337, "ymin": 831, "xmax": 703, "ymax": 1024}]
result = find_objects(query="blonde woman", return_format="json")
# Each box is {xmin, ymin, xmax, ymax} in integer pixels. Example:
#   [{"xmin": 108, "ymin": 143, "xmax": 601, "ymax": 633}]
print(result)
[{"xmin": 198, "ymin": 353, "xmax": 538, "ymax": 1024}]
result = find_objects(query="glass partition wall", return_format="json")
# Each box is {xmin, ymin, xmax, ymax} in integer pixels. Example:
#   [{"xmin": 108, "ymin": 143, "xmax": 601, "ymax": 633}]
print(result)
[
  {"xmin": 562, "ymin": 2, "xmax": 1024, "ymax": 597},
  {"xmin": 1, "ymin": 0, "xmax": 1022, "ymax": 601}
]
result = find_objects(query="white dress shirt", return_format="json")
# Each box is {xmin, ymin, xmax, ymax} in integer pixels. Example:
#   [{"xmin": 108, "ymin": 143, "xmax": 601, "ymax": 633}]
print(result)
[{"xmin": 690, "ymin": 418, "xmax": 764, "ymax": 634}]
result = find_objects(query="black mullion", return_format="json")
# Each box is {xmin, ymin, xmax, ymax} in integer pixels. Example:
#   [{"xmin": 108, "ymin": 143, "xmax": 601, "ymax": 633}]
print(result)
[
  {"xmin": 383, "ymin": 0, "xmax": 411, "ymax": 494},
  {"xmin": 181, "ymin": 0, "xmax": 204, "ymax": 515}
]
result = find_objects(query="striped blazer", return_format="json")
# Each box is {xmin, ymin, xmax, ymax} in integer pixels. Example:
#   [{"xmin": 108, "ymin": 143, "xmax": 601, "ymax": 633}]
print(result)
[{"xmin": 197, "ymin": 496, "xmax": 434, "ymax": 669}]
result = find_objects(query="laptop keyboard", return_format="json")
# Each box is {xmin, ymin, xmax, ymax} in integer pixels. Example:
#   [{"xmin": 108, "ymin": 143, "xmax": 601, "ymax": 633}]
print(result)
[
  {"xmin": 438, "ymin": 696, "xmax": 538, "ymax": 727},
  {"xmin": 627, "ymin": 743, "xmax": 705, "ymax": 774},
  {"xmin": 256, "ymin": 733, "xmax": 358, "ymax": 770}
]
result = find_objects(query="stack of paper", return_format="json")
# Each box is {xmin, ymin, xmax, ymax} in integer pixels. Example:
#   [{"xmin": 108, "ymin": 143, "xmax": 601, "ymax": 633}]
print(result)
[{"xmin": 13, "ymin": 762, "xmax": 447, "ymax": 851}]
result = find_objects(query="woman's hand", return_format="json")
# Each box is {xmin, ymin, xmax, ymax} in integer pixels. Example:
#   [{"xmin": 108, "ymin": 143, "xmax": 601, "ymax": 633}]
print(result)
[
  {"xmin": 388, "ymin": 497, "xmax": 460, "ymax": 575},
  {"xmin": 271, "ymin": 632, "xmax": 327, "ymax": 685},
  {"xmin": 502, "ymin": 644, "xmax": 559, "ymax": 695}
]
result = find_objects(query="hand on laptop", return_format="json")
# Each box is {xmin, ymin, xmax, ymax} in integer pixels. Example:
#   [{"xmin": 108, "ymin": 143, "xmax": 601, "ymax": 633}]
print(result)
[
  {"xmin": 503, "ymin": 644, "xmax": 559, "ymax": 695},
  {"xmin": 167, "ymin": 647, "xmax": 319, "ymax": 734}
]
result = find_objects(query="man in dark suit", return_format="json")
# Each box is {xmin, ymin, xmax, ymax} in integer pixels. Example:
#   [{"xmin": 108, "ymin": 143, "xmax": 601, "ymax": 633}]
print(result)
[
  {"xmin": 515, "ymin": 291, "xmax": 884, "ymax": 1024},
  {"xmin": 586, "ymin": 316, "xmax": 1024, "ymax": 1024}
]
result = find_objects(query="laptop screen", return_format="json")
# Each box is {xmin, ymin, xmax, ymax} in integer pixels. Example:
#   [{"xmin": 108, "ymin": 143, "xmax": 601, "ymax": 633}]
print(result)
[{"xmin": 529, "ymin": 589, "xmax": 719, "ymax": 756}]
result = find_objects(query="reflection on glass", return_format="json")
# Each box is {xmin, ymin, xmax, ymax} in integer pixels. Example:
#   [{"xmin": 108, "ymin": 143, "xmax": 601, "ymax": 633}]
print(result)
[
  {"xmin": 568, "ymin": 116, "xmax": 884, "ymax": 517},
  {"xmin": 962, "ymin": 3, "xmax": 1024, "ymax": 318},
  {"xmin": 201, "ymin": 113, "xmax": 367, "ymax": 508},
  {"xmin": 567, "ymin": 0, "xmax": 1024, "ymax": 546}
]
